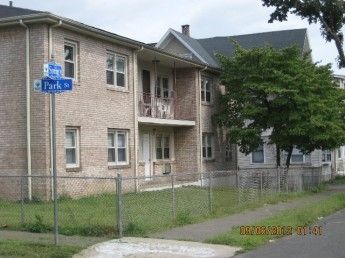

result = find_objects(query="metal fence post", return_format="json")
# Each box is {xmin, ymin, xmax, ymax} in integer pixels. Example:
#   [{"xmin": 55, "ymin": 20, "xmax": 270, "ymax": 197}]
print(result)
[
  {"xmin": 20, "ymin": 176, "xmax": 24, "ymax": 224},
  {"xmin": 236, "ymin": 169, "xmax": 240, "ymax": 205},
  {"xmin": 209, "ymin": 171, "xmax": 213, "ymax": 213},
  {"xmin": 171, "ymin": 173, "xmax": 176, "ymax": 219},
  {"xmin": 260, "ymin": 170, "xmax": 263, "ymax": 199},
  {"xmin": 116, "ymin": 174, "xmax": 123, "ymax": 237}
]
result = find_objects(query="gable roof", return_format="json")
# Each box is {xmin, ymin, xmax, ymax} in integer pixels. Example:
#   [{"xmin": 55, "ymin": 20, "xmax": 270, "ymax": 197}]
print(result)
[
  {"xmin": 156, "ymin": 28, "xmax": 309, "ymax": 68},
  {"xmin": 0, "ymin": 4, "xmax": 44, "ymax": 18}
]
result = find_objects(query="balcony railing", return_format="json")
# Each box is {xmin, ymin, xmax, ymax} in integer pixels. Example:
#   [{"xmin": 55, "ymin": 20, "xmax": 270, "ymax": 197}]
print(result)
[{"xmin": 138, "ymin": 93, "xmax": 195, "ymax": 121}]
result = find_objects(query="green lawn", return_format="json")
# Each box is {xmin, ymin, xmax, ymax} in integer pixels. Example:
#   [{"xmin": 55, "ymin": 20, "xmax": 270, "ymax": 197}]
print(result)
[{"xmin": 0, "ymin": 185, "xmax": 311, "ymax": 238}]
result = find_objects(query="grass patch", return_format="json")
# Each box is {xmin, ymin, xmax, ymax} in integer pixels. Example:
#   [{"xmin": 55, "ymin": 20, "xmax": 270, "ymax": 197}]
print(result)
[
  {"xmin": 0, "ymin": 240, "xmax": 83, "ymax": 258},
  {"xmin": 0, "ymin": 185, "xmax": 325, "ymax": 238},
  {"xmin": 206, "ymin": 192, "xmax": 345, "ymax": 252},
  {"xmin": 328, "ymin": 175, "xmax": 345, "ymax": 184}
]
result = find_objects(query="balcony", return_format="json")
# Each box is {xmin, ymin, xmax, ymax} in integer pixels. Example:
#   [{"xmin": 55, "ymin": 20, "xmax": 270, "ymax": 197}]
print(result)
[{"xmin": 138, "ymin": 93, "xmax": 195, "ymax": 126}]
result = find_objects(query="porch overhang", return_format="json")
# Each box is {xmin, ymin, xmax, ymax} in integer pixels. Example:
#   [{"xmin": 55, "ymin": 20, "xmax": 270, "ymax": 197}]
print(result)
[{"xmin": 138, "ymin": 117, "xmax": 195, "ymax": 127}]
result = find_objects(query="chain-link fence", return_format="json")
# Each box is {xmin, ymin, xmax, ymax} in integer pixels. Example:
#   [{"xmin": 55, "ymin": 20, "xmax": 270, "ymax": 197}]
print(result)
[{"xmin": 0, "ymin": 168, "xmax": 325, "ymax": 244}]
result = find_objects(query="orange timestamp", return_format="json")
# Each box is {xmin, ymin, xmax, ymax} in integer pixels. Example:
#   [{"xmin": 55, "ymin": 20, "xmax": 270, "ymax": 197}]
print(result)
[{"xmin": 240, "ymin": 225, "xmax": 323, "ymax": 236}]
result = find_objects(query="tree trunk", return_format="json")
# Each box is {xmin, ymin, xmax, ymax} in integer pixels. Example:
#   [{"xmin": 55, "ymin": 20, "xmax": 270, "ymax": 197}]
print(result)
[
  {"xmin": 285, "ymin": 146, "xmax": 293, "ymax": 168},
  {"xmin": 276, "ymin": 146, "xmax": 281, "ymax": 167}
]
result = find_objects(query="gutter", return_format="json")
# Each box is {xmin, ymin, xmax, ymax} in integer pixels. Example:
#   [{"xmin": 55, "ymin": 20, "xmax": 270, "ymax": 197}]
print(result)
[
  {"xmin": 48, "ymin": 20, "xmax": 62, "ymax": 200},
  {"xmin": 133, "ymin": 46, "xmax": 144, "ymax": 192},
  {"xmin": 199, "ymin": 66, "xmax": 207, "ymax": 174},
  {"xmin": 19, "ymin": 19, "xmax": 31, "ymax": 200}
]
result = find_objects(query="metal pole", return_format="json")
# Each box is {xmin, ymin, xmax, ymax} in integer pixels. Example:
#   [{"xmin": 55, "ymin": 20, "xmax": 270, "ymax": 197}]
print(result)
[
  {"xmin": 171, "ymin": 173, "xmax": 176, "ymax": 219},
  {"xmin": 52, "ymin": 93, "xmax": 59, "ymax": 245},
  {"xmin": 116, "ymin": 174, "xmax": 123, "ymax": 237},
  {"xmin": 20, "ymin": 177, "xmax": 24, "ymax": 224}
]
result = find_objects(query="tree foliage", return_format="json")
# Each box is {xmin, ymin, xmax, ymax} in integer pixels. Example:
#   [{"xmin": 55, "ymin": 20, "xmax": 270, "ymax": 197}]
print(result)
[
  {"xmin": 214, "ymin": 42, "xmax": 345, "ymax": 167},
  {"xmin": 262, "ymin": 0, "xmax": 345, "ymax": 68}
]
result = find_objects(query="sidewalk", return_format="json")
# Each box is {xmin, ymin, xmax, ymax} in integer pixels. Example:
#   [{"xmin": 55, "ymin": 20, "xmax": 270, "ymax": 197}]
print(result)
[
  {"xmin": 1, "ymin": 185, "xmax": 344, "ymax": 257},
  {"xmin": 149, "ymin": 185, "xmax": 345, "ymax": 242}
]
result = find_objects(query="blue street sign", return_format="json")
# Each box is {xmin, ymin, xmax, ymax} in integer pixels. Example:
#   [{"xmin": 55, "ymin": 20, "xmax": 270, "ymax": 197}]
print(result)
[
  {"xmin": 43, "ymin": 62, "xmax": 62, "ymax": 79},
  {"xmin": 41, "ymin": 78, "xmax": 73, "ymax": 93}
]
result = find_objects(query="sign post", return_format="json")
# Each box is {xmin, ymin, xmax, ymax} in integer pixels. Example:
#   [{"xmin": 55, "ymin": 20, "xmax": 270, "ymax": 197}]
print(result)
[{"xmin": 34, "ymin": 58, "xmax": 72, "ymax": 245}]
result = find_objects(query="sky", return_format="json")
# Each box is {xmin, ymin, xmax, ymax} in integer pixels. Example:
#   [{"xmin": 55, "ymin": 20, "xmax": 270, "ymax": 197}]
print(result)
[{"xmin": 6, "ymin": 0, "xmax": 344, "ymax": 75}]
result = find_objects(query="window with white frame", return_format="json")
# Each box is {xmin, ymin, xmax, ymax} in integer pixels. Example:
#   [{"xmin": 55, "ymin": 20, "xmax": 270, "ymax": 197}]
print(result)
[
  {"xmin": 202, "ymin": 133, "xmax": 214, "ymax": 159},
  {"xmin": 64, "ymin": 42, "xmax": 77, "ymax": 79},
  {"xmin": 155, "ymin": 75, "xmax": 169, "ymax": 98},
  {"xmin": 65, "ymin": 127, "xmax": 80, "ymax": 168},
  {"xmin": 108, "ymin": 130, "xmax": 128, "ymax": 165},
  {"xmin": 201, "ymin": 77, "xmax": 212, "ymax": 102},
  {"xmin": 322, "ymin": 150, "xmax": 332, "ymax": 162},
  {"xmin": 284, "ymin": 147, "xmax": 310, "ymax": 163},
  {"xmin": 156, "ymin": 133, "xmax": 170, "ymax": 160},
  {"xmin": 106, "ymin": 53, "xmax": 126, "ymax": 88},
  {"xmin": 252, "ymin": 144, "xmax": 264, "ymax": 163}
]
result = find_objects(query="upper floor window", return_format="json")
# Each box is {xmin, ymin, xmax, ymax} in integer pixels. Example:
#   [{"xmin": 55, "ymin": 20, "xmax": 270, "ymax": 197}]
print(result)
[
  {"xmin": 64, "ymin": 42, "xmax": 77, "ymax": 79},
  {"xmin": 252, "ymin": 144, "xmax": 264, "ymax": 163},
  {"xmin": 202, "ymin": 133, "xmax": 214, "ymax": 159},
  {"xmin": 156, "ymin": 133, "xmax": 170, "ymax": 160},
  {"xmin": 65, "ymin": 127, "xmax": 80, "ymax": 168},
  {"xmin": 108, "ymin": 130, "xmax": 128, "ymax": 165},
  {"xmin": 201, "ymin": 77, "xmax": 212, "ymax": 102},
  {"xmin": 155, "ymin": 75, "xmax": 169, "ymax": 98},
  {"xmin": 106, "ymin": 53, "xmax": 126, "ymax": 88}
]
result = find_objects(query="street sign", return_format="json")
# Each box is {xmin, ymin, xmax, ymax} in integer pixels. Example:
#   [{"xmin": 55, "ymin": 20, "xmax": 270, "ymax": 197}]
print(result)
[
  {"xmin": 43, "ymin": 62, "xmax": 62, "ymax": 79},
  {"xmin": 41, "ymin": 78, "xmax": 73, "ymax": 93}
]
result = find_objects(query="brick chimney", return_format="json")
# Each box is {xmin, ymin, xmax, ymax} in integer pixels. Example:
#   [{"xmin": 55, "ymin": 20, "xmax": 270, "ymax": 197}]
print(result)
[
  {"xmin": 9, "ymin": 1, "xmax": 13, "ymax": 7},
  {"xmin": 182, "ymin": 25, "xmax": 190, "ymax": 37}
]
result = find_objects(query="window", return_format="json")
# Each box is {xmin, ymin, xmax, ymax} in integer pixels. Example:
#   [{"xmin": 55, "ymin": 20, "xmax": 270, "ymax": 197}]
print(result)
[
  {"xmin": 201, "ymin": 77, "xmax": 212, "ymax": 102},
  {"xmin": 322, "ymin": 150, "xmax": 332, "ymax": 162},
  {"xmin": 155, "ymin": 75, "xmax": 169, "ymax": 98},
  {"xmin": 202, "ymin": 133, "xmax": 214, "ymax": 159},
  {"xmin": 108, "ymin": 130, "xmax": 128, "ymax": 165},
  {"xmin": 252, "ymin": 144, "xmax": 264, "ymax": 163},
  {"xmin": 225, "ymin": 134, "xmax": 232, "ymax": 161},
  {"xmin": 65, "ymin": 127, "xmax": 80, "ymax": 168},
  {"xmin": 156, "ymin": 133, "xmax": 170, "ymax": 159},
  {"xmin": 106, "ymin": 53, "xmax": 126, "ymax": 87},
  {"xmin": 284, "ymin": 147, "xmax": 310, "ymax": 163},
  {"xmin": 64, "ymin": 42, "xmax": 76, "ymax": 79}
]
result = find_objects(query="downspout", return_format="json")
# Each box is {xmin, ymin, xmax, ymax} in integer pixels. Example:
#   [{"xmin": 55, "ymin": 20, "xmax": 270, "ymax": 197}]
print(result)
[
  {"xmin": 49, "ymin": 20, "xmax": 62, "ymax": 200},
  {"xmin": 133, "ymin": 46, "xmax": 144, "ymax": 192},
  {"xmin": 19, "ymin": 19, "xmax": 31, "ymax": 200},
  {"xmin": 199, "ymin": 66, "xmax": 207, "ymax": 174}
]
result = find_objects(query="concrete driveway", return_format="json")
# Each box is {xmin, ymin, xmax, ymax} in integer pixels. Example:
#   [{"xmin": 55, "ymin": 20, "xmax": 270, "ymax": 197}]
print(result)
[{"xmin": 72, "ymin": 237, "xmax": 241, "ymax": 258}]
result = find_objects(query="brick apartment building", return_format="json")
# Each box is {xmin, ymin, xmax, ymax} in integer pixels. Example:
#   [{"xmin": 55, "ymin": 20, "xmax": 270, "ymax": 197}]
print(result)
[
  {"xmin": 2, "ymin": 3, "xmax": 336, "ymax": 200},
  {"xmin": 0, "ymin": 4, "xmax": 234, "ymax": 199}
]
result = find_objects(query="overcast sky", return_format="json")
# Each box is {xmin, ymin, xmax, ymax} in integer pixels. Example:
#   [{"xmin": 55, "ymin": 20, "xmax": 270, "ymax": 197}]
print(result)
[{"xmin": 7, "ymin": 0, "xmax": 344, "ymax": 74}]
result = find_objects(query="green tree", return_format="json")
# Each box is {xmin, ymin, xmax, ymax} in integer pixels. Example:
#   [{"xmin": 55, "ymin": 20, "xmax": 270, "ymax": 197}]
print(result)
[
  {"xmin": 262, "ymin": 0, "xmax": 345, "ymax": 68},
  {"xmin": 214, "ymin": 42, "xmax": 345, "ymax": 167}
]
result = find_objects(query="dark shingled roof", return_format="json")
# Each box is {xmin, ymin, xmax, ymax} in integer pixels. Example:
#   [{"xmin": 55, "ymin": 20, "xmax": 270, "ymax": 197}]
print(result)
[
  {"xmin": 198, "ymin": 29, "xmax": 308, "ymax": 67},
  {"xmin": 0, "ymin": 4, "xmax": 44, "ymax": 19}
]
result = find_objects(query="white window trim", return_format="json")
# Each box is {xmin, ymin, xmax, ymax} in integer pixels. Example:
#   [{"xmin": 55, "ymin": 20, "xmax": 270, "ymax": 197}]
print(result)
[
  {"xmin": 282, "ymin": 148, "xmax": 310, "ymax": 164},
  {"xmin": 155, "ymin": 73, "xmax": 170, "ymax": 98},
  {"xmin": 154, "ymin": 132, "xmax": 174, "ymax": 161},
  {"xmin": 64, "ymin": 41, "xmax": 77, "ymax": 80},
  {"xmin": 202, "ymin": 133, "xmax": 214, "ymax": 160},
  {"xmin": 201, "ymin": 76, "xmax": 212, "ymax": 103},
  {"xmin": 108, "ymin": 129, "xmax": 129, "ymax": 165},
  {"xmin": 65, "ymin": 127, "xmax": 80, "ymax": 168},
  {"xmin": 106, "ymin": 52, "xmax": 127, "ymax": 89}
]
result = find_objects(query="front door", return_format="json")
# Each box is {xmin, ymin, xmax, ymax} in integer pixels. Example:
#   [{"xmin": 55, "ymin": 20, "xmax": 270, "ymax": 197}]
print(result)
[{"xmin": 142, "ymin": 133, "xmax": 152, "ymax": 180}]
